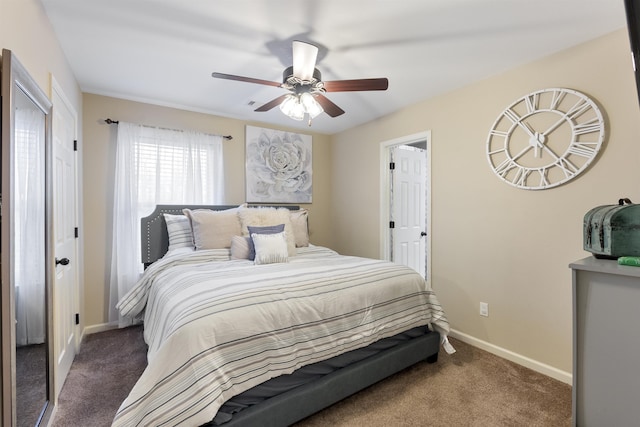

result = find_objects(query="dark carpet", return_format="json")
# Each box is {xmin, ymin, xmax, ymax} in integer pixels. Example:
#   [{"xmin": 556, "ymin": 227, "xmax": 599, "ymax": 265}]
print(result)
[
  {"xmin": 52, "ymin": 326, "xmax": 147, "ymax": 427},
  {"xmin": 51, "ymin": 326, "xmax": 571, "ymax": 426},
  {"xmin": 16, "ymin": 344, "xmax": 47, "ymax": 427}
]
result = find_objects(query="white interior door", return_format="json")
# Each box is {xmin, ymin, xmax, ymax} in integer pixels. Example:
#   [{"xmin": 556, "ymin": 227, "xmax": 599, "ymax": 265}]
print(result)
[
  {"xmin": 391, "ymin": 145, "xmax": 427, "ymax": 277},
  {"xmin": 51, "ymin": 80, "xmax": 79, "ymax": 397}
]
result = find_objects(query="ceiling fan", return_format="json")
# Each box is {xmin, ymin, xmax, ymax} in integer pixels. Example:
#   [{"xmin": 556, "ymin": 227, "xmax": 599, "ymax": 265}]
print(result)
[{"xmin": 212, "ymin": 40, "xmax": 389, "ymax": 123}]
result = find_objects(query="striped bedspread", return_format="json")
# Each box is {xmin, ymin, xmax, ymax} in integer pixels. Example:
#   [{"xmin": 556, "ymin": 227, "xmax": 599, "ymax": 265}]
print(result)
[{"xmin": 113, "ymin": 246, "xmax": 450, "ymax": 427}]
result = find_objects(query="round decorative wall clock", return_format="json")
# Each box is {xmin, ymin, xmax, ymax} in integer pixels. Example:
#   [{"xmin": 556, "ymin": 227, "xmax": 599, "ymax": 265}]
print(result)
[{"xmin": 486, "ymin": 88, "xmax": 605, "ymax": 190}]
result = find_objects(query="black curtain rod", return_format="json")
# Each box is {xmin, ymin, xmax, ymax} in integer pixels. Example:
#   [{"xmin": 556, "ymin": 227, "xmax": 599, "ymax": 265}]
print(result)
[{"xmin": 104, "ymin": 118, "xmax": 233, "ymax": 140}]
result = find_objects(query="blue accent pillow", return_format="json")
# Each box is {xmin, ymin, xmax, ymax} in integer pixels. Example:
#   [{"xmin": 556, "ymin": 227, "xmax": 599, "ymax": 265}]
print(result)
[{"xmin": 247, "ymin": 224, "xmax": 285, "ymax": 260}]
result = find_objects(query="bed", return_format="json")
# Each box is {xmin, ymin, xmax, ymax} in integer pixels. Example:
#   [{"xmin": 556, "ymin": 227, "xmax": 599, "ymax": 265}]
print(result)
[{"xmin": 113, "ymin": 204, "xmax": 452, "ymax": 427}]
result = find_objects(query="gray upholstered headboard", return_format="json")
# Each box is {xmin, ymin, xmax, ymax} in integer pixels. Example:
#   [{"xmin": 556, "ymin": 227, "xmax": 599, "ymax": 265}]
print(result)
[{"xmin": 141, "ymin": 204, "xmax": 299, "ymax": 267}]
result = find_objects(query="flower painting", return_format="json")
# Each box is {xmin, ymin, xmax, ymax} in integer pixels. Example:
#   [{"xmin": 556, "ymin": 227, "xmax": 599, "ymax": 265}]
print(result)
[{"xmin": 245, "ymin": 126, "xmax": 312, "ymax": 203}]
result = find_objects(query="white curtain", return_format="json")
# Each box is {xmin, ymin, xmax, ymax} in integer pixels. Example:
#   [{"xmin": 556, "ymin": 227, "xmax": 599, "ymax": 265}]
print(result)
[
  {"xmin": 108, "ymin": 122, "xmax": 224, "ymax": 326},
  {"xmin": 14, "ymin": 107, "xmax": 46, "ymax": 346}
]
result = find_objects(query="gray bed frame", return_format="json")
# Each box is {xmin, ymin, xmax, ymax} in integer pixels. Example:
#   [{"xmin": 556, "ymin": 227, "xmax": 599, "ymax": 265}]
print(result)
[{"xmin": 140, "ymin": 205, "xmax": 441, "ymax": 426}]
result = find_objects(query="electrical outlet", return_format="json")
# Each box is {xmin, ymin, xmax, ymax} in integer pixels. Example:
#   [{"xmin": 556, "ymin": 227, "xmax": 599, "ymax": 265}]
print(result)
[{"xmin": 480, "ymin": 302, "xmax": 489, "ymax": 317}]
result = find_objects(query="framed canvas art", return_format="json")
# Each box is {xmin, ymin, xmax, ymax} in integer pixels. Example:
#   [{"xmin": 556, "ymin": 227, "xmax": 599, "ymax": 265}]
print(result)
[{"xmin": 245, "ymin": 125, "xmax": 312, "ymax": 203}]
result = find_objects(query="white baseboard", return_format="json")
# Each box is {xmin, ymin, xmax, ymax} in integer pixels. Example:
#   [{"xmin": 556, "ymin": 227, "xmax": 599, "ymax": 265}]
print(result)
[
  {"xmin": 449, "ymin": 329, "xmax": 572, "ymax": 385},
  {"xmin": 75, "ymin": 324, "xmax": 572, "ymax": 384},
  {"xmin": 82, "ymin": 321, "xmax": 119, "ymax": 337},
  {"xmin": 45, "ymin": 406, "xmax": 57, "ymax": 427}
]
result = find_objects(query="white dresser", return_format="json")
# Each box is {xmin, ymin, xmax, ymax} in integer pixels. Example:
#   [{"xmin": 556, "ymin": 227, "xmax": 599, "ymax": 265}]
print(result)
[{"xmin": 570, "ymin": 257, "xmax": 640, "ymax": 426}]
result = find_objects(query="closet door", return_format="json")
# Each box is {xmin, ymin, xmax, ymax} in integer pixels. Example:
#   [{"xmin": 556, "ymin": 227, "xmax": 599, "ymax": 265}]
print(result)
[{"xmin": 1, "ymin": 49, "xmax": 55, "ymax": 427}]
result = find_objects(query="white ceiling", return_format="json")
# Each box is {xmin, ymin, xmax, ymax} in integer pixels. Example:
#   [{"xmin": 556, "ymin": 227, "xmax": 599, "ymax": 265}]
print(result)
[{"xmin": 40, "ymin": 0, "xmax": 628, "ymax": 135}]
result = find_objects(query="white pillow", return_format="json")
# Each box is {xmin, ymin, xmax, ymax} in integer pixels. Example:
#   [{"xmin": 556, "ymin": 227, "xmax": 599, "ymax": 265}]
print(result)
[
  {"xmin": 230, "ymin": 235, "xmax": 251, "ymax": 260},
  {"xmin": 239, "ymin": 207, "xmax": 296, "ymax": 256},
  {"xmin": 289, "ymin": 209, "xmax": 309, "ymax": 247},
  {"xmin": 183, "ymin": 207, "xmax": 242, "ymax": 249},
  {"xmin": 163, "ymin": 213, "xmax": 193, "ymax": 251},
  {"xmin": 252, "ymin": 232, "xmax": 289, "ymax": 265}
]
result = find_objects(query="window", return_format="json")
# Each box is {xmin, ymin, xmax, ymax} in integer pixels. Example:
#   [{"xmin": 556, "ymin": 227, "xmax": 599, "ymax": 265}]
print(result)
[{"xmin": 108, "ymin": 122, "xmax": 224, "ymax": 325}]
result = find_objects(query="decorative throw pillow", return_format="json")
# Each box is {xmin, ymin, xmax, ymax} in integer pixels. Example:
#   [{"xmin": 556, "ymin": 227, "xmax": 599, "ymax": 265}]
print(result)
[
  {"xmin": 252, "ymin": 232, "xmax": 289, "ymax": 265},
  {"xmin": 163, "ymin": 213, "xmax": 193, "ymax": 251},
  {"xmin": 289, "ymin": 209, "xmax": 309, "ymax": 247},
  {"xmin": 230, "ymin": 235, "xmax": 252, "ymax": 260},
  {"xmin": 238, "ymin": 207, "xmax": 296, "ymax": 256},
  {"xmin": 247, "ymin": 224, "xmax": 285, "ymax": 260},
  {"xmin": 183, "ymin": 207, "xmax": 242, "ymax": 249}
]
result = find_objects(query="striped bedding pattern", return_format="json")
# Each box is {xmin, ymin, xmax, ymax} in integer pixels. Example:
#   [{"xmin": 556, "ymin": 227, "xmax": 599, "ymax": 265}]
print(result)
[{"xmin": 113, "ymin": 246, "xmax": 450, "ymax": 427}]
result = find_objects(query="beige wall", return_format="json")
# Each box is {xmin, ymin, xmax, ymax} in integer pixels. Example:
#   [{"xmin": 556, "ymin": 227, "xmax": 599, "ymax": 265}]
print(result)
[
  {"xmin": 82, "ymin": 94, "xmax": 332, "ymax": 326},
  {"xmin": 0, "ymin": 0, "xmax": 81, "ymax": 111},
  {"xmin": 330, "ymin": 29, "xmax": 640, "ymax": 375},
  {"xmin": 1, "ymin": 0, "xmax": 83, "ymax": 416}
]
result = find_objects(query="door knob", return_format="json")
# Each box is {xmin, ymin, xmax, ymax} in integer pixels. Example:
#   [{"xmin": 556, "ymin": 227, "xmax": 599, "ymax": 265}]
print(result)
[
  {"xmin": 55, "ymin": 257, "xmax": 70, "ymax": 266},
  {"xmin": 420, "ymin": 232, "xmax": 427, "ymax": 237}
]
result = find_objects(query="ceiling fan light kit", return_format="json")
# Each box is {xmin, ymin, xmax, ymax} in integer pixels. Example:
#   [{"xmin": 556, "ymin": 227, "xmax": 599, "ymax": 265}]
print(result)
[
  {"xmin": 279, "ymin": 65, "xmax": 325, "ymax": 123},
  {"xmin": 302, "ymin": 93, "xmax": 324, "ymax": 117},
  {"xmin": 279, "ymin": 93, "xmax": 323, "ymax": 121},
  {"xmin": 212, "ymin": 40, "xmax": 389, "ymax": 125}
]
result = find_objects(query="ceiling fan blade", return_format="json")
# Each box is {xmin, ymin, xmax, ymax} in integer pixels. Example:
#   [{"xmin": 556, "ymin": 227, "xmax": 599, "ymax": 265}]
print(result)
[
  {"xmin": 292, "ymin": 41, "xmax": 318, "ymax": 81},
  {"xmin": 254, "ymin": 94, "xmax": 290, "ymax": 112},
  {"xmin": 314, "ymin": 94, "xmax": 345, "ymax": 117},
  {"xmin": 323, "ymin": 78, "xmax": 389, "ymax": 92},
  {"xmin": 212, "ymin": 72, "xmax": 282, "ymax": 88}
]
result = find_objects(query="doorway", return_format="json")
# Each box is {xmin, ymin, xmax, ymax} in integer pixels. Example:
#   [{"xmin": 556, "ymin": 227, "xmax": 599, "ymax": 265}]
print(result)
[{"xmin": 380, "ymin": 131, "xmax": 431, "ymax": 281}]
